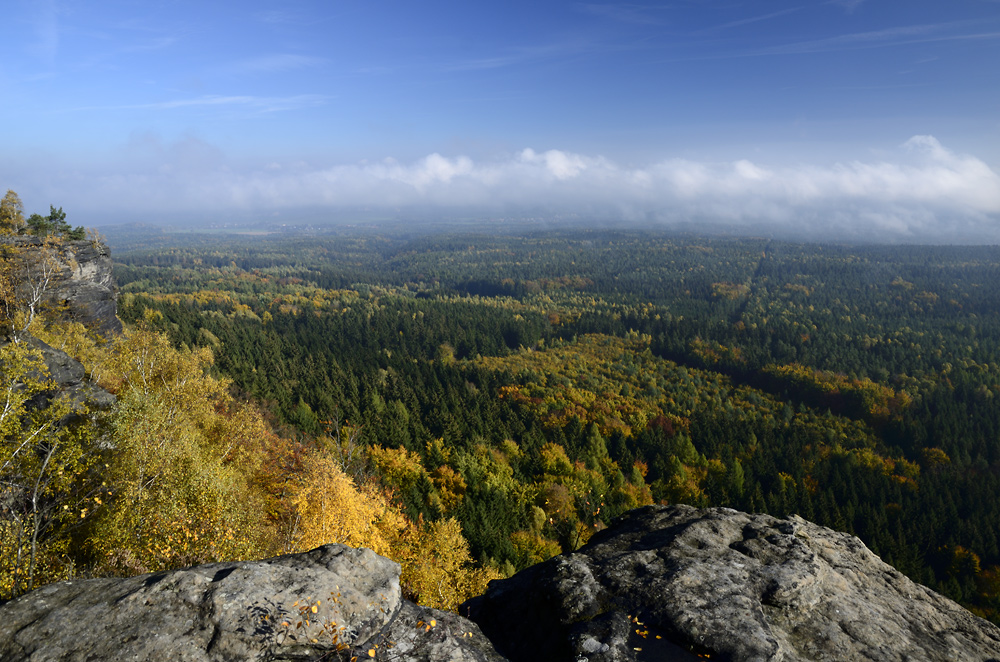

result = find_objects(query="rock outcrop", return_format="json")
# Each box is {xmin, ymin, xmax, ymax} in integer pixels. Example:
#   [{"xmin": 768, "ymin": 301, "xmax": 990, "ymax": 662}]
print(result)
[
  {"xmin": 48, "ymin": 239, "xmax": 122, "ymax": 337},
  {"xmin": 464, "ymin": 505, "xmax": 1000, "ymax": 662},
  {"xmin": 0, "ymin": 544, "xmax": 505, "ymax": 662},
  {"xmin": 1, "ymin": 236, "xmax": 119, "ymax": 412},
  {"xmin": 20, "ymin": 335, "xmax": 115, "ymax": 410},
  {"xmin": 1, "ymin": 236, "xmax": 121, "ymax": 337}
]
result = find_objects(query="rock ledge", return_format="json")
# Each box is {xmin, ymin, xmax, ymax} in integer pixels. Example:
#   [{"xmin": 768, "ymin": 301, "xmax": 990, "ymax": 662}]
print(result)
[
  {"xmin": 0, "ymin": 544, "xmax": 503, "ymax": 662},
  {"xmin": 464, "ymin": 505, "xmax": 1000, "ymax": 662}
]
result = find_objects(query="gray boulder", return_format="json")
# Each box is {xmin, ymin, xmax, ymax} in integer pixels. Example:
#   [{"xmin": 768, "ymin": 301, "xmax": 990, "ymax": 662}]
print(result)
[
  {"xmin": 463, "ymin": 504, "xmax": 1000, "ymax": 662},
  {"xmin": 0, "ymin": 544, "xmax": 505, "ymax": 662}
]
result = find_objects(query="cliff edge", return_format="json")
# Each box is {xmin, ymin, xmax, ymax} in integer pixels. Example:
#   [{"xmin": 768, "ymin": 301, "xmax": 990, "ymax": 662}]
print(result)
[{"xmin": 0, "ymin": 235, "xmax": 121, "ymax": 338}]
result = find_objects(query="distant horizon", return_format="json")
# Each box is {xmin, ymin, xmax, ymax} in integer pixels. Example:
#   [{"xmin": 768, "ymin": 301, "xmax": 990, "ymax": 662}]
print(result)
[
  {"xmin": 2, "ymin": 1, "xmax": 998, "ymax": 243},
  {"xmin": 97, "ymin": 212, "xmax": 1000, "ymax": 249}
]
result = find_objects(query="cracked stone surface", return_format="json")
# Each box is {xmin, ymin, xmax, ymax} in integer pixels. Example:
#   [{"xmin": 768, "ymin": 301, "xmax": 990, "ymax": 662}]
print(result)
[
  {"xmin": 464, "ymin": 504, "xmax": 1000, "ymax": 662},
  {"xmin": 0, "ymin": 544, "xmax": 505, "ymax": 662}
]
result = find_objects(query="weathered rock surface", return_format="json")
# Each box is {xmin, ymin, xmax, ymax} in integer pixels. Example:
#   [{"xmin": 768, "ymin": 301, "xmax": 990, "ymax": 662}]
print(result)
[
  {"xmin": 1, "ymin": 236, "xmax": 121, "ymax": 337},
  {"xmin": 464, "ymin": 505, "xmax": 1000, "ymax": 662},
  {"xmin": 21, "ymin": 336, "xmax": 116, "ymax": 409},
  {"xmin": 0, "ymin": 544, "xmax": 505, "ymax": 662}
]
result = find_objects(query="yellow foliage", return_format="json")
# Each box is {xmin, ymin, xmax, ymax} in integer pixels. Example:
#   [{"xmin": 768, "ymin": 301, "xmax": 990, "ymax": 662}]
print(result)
[
  {"xmin": 763, "ymin": 362, "xmax": 912, "ymax": 422},
  {"xmin": 91, "ymin": 384, "xmax": 271, "ymax": 572},
  {"xmin": 510, "ymin": 530, "xmax": 561, "ymax": 567},
  {"xmin": 0, "ymin": 340, "xmax": 92, "ymax": 596},
  {"xmin": 921, "ymin": 447, "xmax": 951, "ymax": 468},
  {"xmin": 30, "ymin": 320, "xmax": 105, "ymax": 369},
  {"xmin": 0, "ymin": 190, "xmax": 25, "ymax": 233},
  {"xmin": 946, "ymin": 545, "xmax": 982, "ymax": 578},
  {"xmin": 367, "ymin": 445, "xmax": 428, "ymax": 494},
  {"xmin": 397, "ymin": 518, "xmax": 503, "ymax": 612},
  {"xmin": 430, "ymin": 465, "xmax": 466, "ymax": 512},
  {"xmin": 73, "ymin": 325, "xmax": 281, "ymax": 573},
  {"xmin": 291, "ymin": 450, "xmax": 403, "ymax": 558},
  {"xmin": 540, "ymin": 443, "xmax": 573, "ymax": 476}
]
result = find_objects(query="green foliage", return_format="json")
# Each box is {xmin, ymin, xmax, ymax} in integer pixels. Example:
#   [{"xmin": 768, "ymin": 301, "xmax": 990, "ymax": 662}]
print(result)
[{"xmin": 19, "ymin": 203, "xmax": 85, "ymax": 239}]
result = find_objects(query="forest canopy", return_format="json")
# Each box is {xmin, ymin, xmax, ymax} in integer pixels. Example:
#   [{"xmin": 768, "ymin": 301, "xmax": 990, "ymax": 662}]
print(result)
[
  {"xmin": 7, "ymin": 221, "xmax": 1000, "ymax": 624},
  {"xmin": 105, "ymin": 226, "xmax": 1000, "ymax": 621}
]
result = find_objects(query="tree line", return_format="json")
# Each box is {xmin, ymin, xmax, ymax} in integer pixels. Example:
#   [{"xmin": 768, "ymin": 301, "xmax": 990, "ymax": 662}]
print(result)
[{"xmin": 1, "ymin": 190, "xmax": 85, "ymax": 239}]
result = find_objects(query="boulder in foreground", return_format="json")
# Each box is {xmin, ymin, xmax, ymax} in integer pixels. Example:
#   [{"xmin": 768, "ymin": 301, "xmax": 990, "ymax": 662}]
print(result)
[
  {"xmin": 0, "ymin": 544, "xmax": 503, "ymax": 662},
  {"xmin": 463, "ymin": 504, "xmax": 1000, "ymax": 662}
]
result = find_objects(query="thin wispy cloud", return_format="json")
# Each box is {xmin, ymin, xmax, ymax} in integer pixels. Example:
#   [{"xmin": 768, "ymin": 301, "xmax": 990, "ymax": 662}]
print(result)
[
  {"xmin": 41, "ymin": 18, "xmax": 180, "ymax": 75},
  {"xmin": 121, "ymin": 37, "xmax": 178, "ymax": 53},
  {"xmin": 214, "ymin": 54, "xmax": 329, "ymax": 76},
  {"xmin": 576, "ymin": 3, "xmax": 670, "ymax": 26},
  {"xmin": 758, "ymin": 21, "xmax": 999, "ymax": 56},
  {"xmin": 830, "ymin": 0, "xmax": 868, "ymax": 13},
  {"xmin": 70, "ymin": 94, "xmax": 330, "ymax": 114},
  {"xmin": 28, "ymin": 0, "xmax": 59, "ymax": 64},
  {"xmin": 703, "ymin": 7, "xmax": 805, "ymax": 33},
  {"xmin": 254, "ymin": 10, "xmax": 298, "ymax": 25},
  {"xmin": 443, "ymin": 41, "xmax": 590, "ymax": 72},
  {"xmin": 442, "ymin": 35, "xmax": 630, "ymax": 73},
  {"xmin": 252, "ymin": 9, "xmax": 340, "ymax": 27},
  {"xmin": 641, "ymin": 21, "xmax": 1000, "ymax": 65}
]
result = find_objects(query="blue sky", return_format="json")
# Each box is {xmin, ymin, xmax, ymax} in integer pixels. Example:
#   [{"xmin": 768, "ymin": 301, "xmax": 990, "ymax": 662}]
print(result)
[{"xmin": 1, "ymin": 0, "xmax": 999, "ymax": 241}]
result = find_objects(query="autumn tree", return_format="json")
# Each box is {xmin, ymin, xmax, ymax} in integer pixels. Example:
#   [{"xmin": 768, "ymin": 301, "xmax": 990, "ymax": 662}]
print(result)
[
  {"xmin": 0, "ymin": 190, "xmax": 25, "ymax": 234},
  {"xmin": 85, "ymin": 325, "xmax": 274, "ymax": 573},
  {"xmin": 397, "ymin": 517, "xmax": 502, "ymax": 612},
  {"xmin": 291, "ymin": 446, "xmax": 503, "ymax": 612},
  {"xmin": 0, "ymin": 341, "xmax": 98, "ymax": 598},
  {"xmin": 291, "ymin": 447, "xmax": 404, "ymax": 558},
  {"xmin": 0, "ymin": 239, "xmax": 62, "ymax": 343},
  {"xmin": 0, "ymin": 240, "xmax": 98, "ymax": 597}
]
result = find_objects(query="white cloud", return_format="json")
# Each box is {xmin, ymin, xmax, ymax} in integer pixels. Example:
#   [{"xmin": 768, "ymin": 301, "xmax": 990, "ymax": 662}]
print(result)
[
  {"xmin": 519, "ymin": 149, "xmax": 592, "ymax": 180},
  {"xmin": 5, "ymin": 135, "xmax": 999, "ymax": 242}
]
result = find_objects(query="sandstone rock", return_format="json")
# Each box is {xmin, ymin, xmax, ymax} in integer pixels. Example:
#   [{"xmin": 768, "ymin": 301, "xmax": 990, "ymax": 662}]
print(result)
[
  {"xmin": 464, "ymin": 505, "xmax": 1000, "ymax": 662},
  {"xmin": 22, "ymin": 336, "xmax": 116, "ymax": 410},
  {"xmin": 0, "ymin": 544, "xmax": 505, "ymax": 662},
  {"xmin": 1, "ymin": 236, "xmax": 121, "ymax": 337}
]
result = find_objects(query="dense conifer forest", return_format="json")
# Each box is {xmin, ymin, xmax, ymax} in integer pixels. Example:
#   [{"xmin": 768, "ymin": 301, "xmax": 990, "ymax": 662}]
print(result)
[{"xmin": 100, "ymin": 226, "xmax": 1000, "ymax": 621}]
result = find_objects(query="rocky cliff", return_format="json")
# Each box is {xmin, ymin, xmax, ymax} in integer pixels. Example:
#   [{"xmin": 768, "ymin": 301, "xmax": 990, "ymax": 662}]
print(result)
[
  {"xmin": 1, "ymin": 236, "xmax": 119, "ymax": 412},
  {"xmin": 1, "ymin": 236, "xmax": 121, "ymax": 338},
  {"xmin": 2, "ymin": 505, "xmax": 999, "ymax": 661}
]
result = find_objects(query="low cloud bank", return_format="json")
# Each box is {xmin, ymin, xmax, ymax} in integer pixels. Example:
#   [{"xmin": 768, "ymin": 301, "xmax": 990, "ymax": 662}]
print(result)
[{"xmin": 8, "ymin": 135, "xmax": 1000, "ymax": 242}]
